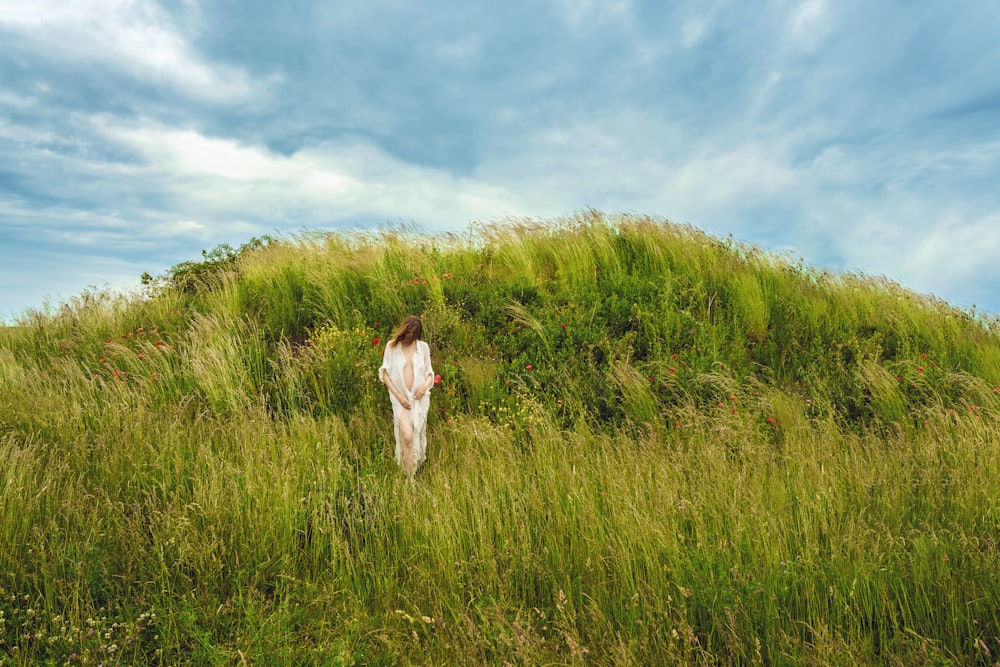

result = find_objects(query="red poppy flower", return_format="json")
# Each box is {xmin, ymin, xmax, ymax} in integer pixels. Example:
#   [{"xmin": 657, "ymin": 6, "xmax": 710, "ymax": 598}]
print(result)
[
  {"xmin": 137, "ymin": 352, "xmax": 146, "ymax": 359},
  {"xmin": 525, "ymin": 364, "xmax": 533, "ymax": 370},
  {"xmin": 671, "ymin": 353, "xmax": 678, "ymax": 359},
  {"xmin": 442, "ymin": 273, "xmax": 452, "ymax": 278},
  {"xmin": 674, "ymin": 421, "xmax": 681, "ymax": 429},
  {"xmin": 920, "ymin": 353, "xmax": 926, "ymax": 358},
  {"xmin": 373, "ymin": 337, "xmax": 380, "ymax": 346},
  {"xmin": 766, "ymin": 417, "xmax": 774, "ymax": 423},
  {"xmin": 434, "ymin": 374, "xmax": 441, "ymax": 385},
  {"xmin": 917, "ymin": 368, "xmax": 924, "ymax": 373},
  {"xmin": 669, "ymin": 368, "xmax": 675, "ymax": 374},
  {"xmin": 561, "ymin": 322, "xmax": 567, "ymax": 329}
]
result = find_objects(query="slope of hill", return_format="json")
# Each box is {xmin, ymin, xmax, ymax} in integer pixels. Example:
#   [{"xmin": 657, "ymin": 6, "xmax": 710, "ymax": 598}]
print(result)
[{"xmin": 2, "ymin": 212, "xmax": 999, "ymax": 665}]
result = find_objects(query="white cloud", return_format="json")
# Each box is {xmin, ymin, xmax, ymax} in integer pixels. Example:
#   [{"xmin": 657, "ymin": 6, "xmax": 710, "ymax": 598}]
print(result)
[
  {"xmin": 0, "ymin": 0, "xmax": 259, "ymax": 102},
  {"xmin": 905, "ymin": 214, "xmax": 1000, "ymax": 283},
  {"xmin": 787, "ymin": 0, "xmax": 829, "ymax": 47},
  {"xmin": 664, "ymin": 145, "xmax": 797, "ymax": 211},
  {"xmin": 680, "ymin": 19, "xmax": 706, "ymax": 49},
  {"xmin": 152, "ymin": 220, "xmax": 210, "ymax": 239},
  {"xmin": 0, "ymin": 90, "xmax": 37, "ymax": 108},
  {"xmin": 555, "ymin": 0, "xmax": 632, "ymax": 28},
  {"xmin": 90, "ymin": 118, "xmax": 526, "ymax": 230},
  {"xmin": 476, "ymin": 113, "xmax": 800, "ymax": 229},
  {"xmin": 806, "ymin": 196, "xmax": 1000, "ymax": 308},
  {"xmin": 430, "ymin": 34, "xmax": 482, "ymax": 67}
]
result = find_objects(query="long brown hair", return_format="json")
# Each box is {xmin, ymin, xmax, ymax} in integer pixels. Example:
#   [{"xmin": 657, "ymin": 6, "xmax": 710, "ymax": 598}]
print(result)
[{"xmin": 391, "ymin": 315, "xmax": 423, "ymax": 346}]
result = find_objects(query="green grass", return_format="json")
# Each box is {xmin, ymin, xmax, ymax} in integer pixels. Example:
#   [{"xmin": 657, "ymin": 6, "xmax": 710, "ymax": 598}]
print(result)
[{"xmin": 2, "ymin": 212, "xmax": 1000, "ymax": 665}]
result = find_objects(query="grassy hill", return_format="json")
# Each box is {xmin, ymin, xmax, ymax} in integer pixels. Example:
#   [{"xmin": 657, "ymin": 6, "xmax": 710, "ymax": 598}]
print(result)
[{"xmin": 1, "ymin": 212, "xmax": 999, "ymax": 665}]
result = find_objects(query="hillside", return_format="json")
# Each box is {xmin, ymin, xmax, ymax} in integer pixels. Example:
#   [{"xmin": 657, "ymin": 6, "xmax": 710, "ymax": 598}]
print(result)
[{"xmin": 2, "ymin": 212, "xmax": 999, "ymax": 665}]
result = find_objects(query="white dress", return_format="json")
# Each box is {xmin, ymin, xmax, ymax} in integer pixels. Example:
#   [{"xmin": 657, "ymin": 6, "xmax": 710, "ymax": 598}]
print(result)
[{"xmin": 378, "ymin": 339, "xmax": 434, "ymax": 469}]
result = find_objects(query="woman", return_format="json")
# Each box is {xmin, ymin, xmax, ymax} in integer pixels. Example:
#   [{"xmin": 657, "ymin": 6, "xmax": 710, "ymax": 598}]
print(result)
[{"xmin": 378, "ymin": 315, "xmax": 434, "ymax": 480}]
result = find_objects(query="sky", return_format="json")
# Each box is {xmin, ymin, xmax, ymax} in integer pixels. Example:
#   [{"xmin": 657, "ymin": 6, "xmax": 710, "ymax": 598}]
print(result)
[{"xmin": 2, "ymin": 0, "xmax": 1000, "ymax": 322}]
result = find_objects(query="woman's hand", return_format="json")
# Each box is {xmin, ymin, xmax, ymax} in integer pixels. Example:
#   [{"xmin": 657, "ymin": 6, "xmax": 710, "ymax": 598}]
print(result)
[
  {"xmin": 396, "ymin": 392, "xmax": 412, "ymax": 410},
  {"xmin": 414, "ymin": 379, "xmax": 431, "ymax": 400}
]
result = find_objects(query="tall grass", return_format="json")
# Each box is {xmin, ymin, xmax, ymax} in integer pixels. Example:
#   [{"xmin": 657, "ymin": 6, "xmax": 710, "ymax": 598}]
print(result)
[{"xmin": 2, "ymin": 212, "xmax": 999, "ymax": 665}]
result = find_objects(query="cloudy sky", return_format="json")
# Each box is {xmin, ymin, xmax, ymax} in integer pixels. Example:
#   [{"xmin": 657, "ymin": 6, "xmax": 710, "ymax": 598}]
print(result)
[{"xmin": 2, "ymin": 0, "xmax": 999, "ymax": 322}]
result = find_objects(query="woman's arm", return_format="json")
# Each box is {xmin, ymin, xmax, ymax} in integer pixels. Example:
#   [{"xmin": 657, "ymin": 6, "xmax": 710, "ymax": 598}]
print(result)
[
  {"xmin": 413, "ymin": 342, "xmax": 434, "ymax": 399},
  {"xmin": 379, "ymin": 343, "xmax": 411, "ymax": 407}
]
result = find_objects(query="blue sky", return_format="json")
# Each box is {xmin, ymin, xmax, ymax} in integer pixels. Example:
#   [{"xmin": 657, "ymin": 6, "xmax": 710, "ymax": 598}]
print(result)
[{"xmin": 2, "ymin": 0, "xmax": 1000, "ymax": 322}]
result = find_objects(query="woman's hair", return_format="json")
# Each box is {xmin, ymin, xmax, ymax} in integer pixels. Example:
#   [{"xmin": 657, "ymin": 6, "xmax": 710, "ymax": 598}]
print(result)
[{"xmin": 391, "ymin": 315, "xmax": 423, "ymax": 345}]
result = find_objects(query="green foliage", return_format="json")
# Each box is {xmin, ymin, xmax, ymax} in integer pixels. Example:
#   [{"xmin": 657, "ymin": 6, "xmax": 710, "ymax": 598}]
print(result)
[
  {"xmin": 3, "ymin": 212, "xmax": 1000, "ymax": 665},
  {"xmin": 270, "ymin": 322, "xmax": 384, "ymax": 416},
  {"xmin": 143, "ymin": 236, "xmax": 275, "ymax": 294}
]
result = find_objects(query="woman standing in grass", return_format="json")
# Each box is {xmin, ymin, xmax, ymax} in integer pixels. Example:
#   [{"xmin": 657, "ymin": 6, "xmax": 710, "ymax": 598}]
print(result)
[{"xmin": 378, "ymin": 315, "xmax": 435, "ymax": 480}]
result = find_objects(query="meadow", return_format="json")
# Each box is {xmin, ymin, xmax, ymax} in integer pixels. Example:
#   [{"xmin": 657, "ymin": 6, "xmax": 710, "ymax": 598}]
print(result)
[{"xmin": 1, "ymin": 212, "xmax": 999, "ymax": 665}]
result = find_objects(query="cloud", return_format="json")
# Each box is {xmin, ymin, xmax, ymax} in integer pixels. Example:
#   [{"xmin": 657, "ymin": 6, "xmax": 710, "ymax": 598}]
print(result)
[
  {"xmin": 680, "ymin": 19, "xmax": 707, "ymax": 49},
  {"xmin": 0, "ymin": 0, "xmax": 260, "ymax": 102},
  {"xmin": 793, "ymin": 196, "xmax": 1000, "ymax": 310},
  {"xmin": 0, "ymin": 90, "xmax": 37, "ymax": 109},
  {"xmin": 555, "ymin": 0, "xmax": 632, "ymax": 27},
  {"xmin": 89, "ymin": 118, "xmax": 527, "ymax": 229},
  {"xmin": 787, "ymin": 0, "xmax": 829, "ymax": 46}
]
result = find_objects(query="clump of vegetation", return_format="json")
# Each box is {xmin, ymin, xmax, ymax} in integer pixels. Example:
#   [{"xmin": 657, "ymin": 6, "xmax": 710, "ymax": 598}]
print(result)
[
  {"xmin": 2, "ymin": 212, "xmax": 999, "ymax": 665},
  {"xmin": 140, "ymin": 235, "xmax": 274, "ymax": 294}
]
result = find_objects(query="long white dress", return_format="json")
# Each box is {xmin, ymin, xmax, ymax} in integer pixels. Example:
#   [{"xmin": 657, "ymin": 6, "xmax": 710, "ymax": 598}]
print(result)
[{"xmin": 378, "ymin": 339, "xmax": 434, "ymax": 469}]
